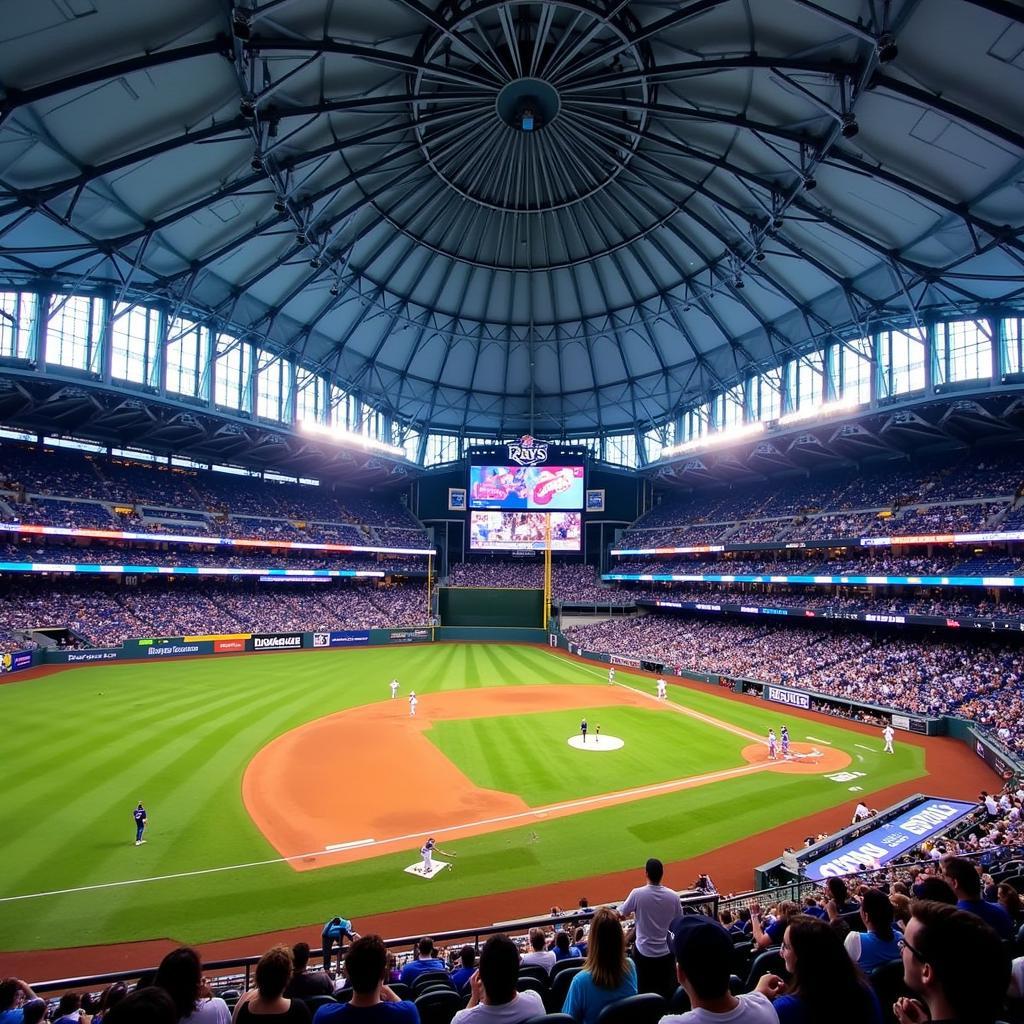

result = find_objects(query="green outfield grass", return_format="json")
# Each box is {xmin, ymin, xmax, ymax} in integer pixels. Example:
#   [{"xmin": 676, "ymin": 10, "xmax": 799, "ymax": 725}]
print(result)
[
  {"xmin": 426, "ymin": 706, "xmax": 747, "ymax": 805},
  {"xmin": 0, "ymin": 644, "xmax": 925, "ymax": 953}
]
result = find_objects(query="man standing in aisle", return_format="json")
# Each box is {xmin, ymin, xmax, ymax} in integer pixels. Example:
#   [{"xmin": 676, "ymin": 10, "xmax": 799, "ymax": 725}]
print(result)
[
  {"xmin": 619, "ymin": 857, "xmax": 680, "ymax": 1000},
  {"xmin": 133, "ymin": 802, "xmax": 147, "ymax": 846},
  {"xmin": 883, "ymin": 722, "xmax": 895, "ymax": 753}
]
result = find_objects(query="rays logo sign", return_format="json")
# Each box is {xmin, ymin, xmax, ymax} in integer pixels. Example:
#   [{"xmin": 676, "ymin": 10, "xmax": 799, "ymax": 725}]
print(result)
[{"xmin": 506, "ymin": 434, "xmax": 549, "ymax": 466}]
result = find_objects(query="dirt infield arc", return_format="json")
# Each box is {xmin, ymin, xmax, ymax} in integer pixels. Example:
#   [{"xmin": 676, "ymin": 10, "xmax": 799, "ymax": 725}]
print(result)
[{"xmin": 243, "ymin": 684, "xmax": 852, "ymax": 871}]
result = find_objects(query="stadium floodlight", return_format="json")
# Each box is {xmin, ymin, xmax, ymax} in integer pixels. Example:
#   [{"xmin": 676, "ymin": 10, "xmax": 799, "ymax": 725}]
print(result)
[
  {"xmin": 662, "ymin": 421, "xmax": 765, "ymax": 458},
  {"xmin": 300, "ymin": 420, "xmax": 406, "ymax": 457},
  {"xmin": 777, "ymin": 395, "xmax": 860, "ymax": 428},
  {"xmin": 840, "ymin": 112, "xmax": 859, "ymax": 138}
]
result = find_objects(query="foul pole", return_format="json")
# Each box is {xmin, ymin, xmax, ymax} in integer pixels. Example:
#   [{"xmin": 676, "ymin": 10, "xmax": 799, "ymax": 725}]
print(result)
[{"xmin": 543, "ymin": 515, "xmax": 552, "ymax": 628}]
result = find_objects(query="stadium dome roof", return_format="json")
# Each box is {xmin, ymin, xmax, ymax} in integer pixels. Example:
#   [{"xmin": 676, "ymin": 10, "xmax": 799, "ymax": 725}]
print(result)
[{"xmin": 0, "ymin": 0, "xmax": 1022, "ymax": 438}]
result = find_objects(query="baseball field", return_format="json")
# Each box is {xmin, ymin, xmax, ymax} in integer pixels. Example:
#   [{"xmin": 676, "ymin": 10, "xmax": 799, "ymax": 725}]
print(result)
[{"xmin": 0, "ymin": 643, "xmax": 951, "ymax": 963}]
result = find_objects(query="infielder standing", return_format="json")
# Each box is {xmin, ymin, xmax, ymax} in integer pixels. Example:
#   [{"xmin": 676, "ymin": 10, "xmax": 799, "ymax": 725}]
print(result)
[
  {"xmin": 608, "ymin": 666, "xmax": 615, "ymax": 686},
  {"xmin": 767, "ymin": 729, "xmax": 777, "ymax": 760},
  {"xmin": 409, "ymin": 691, "xmax": 418, "ymax": 717},
  {"xmin": 883, "ymin": 723, "xmax": 895, "ymax": 753},
  {"xmin": 656, "ymin": 678, "xmax": 667, "ymax": 700},
  {"xmin": 780, "ymin": 725, "xmax": 790, "ymax": 758},
  {"xmin": 389, "ymin": 678, "xmax": 399, "ymax": 699}
]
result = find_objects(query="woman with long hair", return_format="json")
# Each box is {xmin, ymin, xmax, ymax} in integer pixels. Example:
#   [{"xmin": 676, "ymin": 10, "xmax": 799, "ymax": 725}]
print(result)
[
  {"xmin": 153, "ymin": 947, "xmax": 231, "ymax": 1023},
  {"xmin": 231, "ymin": 946, "xmax": 310, "ymax": 1022},
  {"xmin": 998, "ymin": 882, "xmax": 1024, "ymax": 928},
  {"xmin": 768, "ymin": 915, "xmax": 882, "ymax": 1024},
  {"xmin": 561, "ymin": 908, "xmax": 637, "ymax": 1024}
]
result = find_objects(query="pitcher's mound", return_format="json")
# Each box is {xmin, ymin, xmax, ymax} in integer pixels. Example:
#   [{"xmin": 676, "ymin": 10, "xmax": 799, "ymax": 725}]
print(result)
[{"xmin": 568, "ymin": 735, "xmax": 624, "ymax": 751}]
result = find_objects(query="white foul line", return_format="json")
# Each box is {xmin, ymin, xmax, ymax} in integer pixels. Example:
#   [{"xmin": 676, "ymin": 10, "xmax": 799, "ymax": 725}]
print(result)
[
  {"xmin": 805, "ymin": 735, "xmax": 833, "ymax": 745},
  {"xmin": 854, "ymin": 743, "xmax": 877, "ymax": 752}
]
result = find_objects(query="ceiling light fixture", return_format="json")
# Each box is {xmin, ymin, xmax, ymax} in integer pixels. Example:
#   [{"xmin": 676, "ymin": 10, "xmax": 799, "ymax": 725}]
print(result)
[{"xmin": 840, "ymin": 111, "xmax": 859, "ymax": 138}]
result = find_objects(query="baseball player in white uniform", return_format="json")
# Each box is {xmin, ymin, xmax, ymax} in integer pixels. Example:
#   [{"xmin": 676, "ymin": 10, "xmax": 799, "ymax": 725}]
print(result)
[
  {"xmin": 389, "ymin": 679, "xmax": 399, "ymax": 699},
  {"xmin": 883, "ymin": 723, "xmax": 895, "ymax": 753},
  {"xmin": 409, "ymin": 691, "xmax": 417, "ymax": 717},
  {"xmin": 608, "ymin": 666, "xmax": 615, "ymax": 686},
  {"xmin": 420, "ymin": 837, "xmax": 435, "ymax": 873},
  {"xmin": 656, "ymin": 678, "xmax": 667, "ymax": 700},
  {"xmin": 767, "ymin": 729, "xmax": 777, "ymax": 760}
]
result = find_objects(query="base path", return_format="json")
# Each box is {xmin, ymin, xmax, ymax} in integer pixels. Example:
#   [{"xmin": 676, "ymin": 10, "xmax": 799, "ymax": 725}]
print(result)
[{"xmin": 243, "ymin": 685, "xmax": 851, "ymax": 871}]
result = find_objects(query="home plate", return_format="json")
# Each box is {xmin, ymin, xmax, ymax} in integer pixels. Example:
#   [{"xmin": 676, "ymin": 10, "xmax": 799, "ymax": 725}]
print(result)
[
  {"xmin": 568, "ymin": 735, "xmax": 624, "ymax": 751},
  {"xmin": 404, "ymin": 860, "xmax": 451, "ymax": 879}
]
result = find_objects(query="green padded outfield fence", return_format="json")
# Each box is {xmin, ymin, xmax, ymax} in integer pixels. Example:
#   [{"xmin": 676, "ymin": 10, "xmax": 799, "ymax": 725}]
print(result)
[{"xmin": 438, "ymin": 586, "xmax": 545, "ymax": 627}]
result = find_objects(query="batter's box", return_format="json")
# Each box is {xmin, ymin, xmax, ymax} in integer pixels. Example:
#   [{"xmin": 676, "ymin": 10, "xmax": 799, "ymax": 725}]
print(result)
[{"xmin": 404, "ymin": 859, "xmax": 451, "ymax": 879}]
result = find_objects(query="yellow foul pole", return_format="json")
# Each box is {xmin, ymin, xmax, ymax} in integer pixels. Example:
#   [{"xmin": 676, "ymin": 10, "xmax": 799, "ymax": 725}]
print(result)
[{"xmin": 543, "ymin": 515, "xmax": 552, "ymax": 628}]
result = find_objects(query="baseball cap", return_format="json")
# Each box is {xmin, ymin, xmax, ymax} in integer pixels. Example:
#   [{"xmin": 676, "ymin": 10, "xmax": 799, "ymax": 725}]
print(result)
[{"xmin": 669, "ymin": 914, "xmax": 733, "ymax": 978}]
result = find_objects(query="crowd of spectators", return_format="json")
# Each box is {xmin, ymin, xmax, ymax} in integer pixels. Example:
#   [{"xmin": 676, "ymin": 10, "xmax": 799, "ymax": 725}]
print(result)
[
  {"xmin": 0, "ymin": 578, "xmax": 430, "ymax": 647},
  {"xmin": 447, "ymin": 560, "xmax": 633, "ymax": 605}
]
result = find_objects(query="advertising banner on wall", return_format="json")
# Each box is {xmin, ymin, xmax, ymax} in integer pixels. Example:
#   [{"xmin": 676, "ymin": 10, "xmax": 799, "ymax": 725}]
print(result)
[
  {"xmin": 214, "ymin": 639, "xmax": 246, "ymax": 653},
  {"xmin": 313, "ymin": 631, "xmax": 371, "ymax": 647},
  {"xmin": 610, "ymin": 654, "xmax": 642, "ymax": 669},
  {"xmin": 1, "ymin": 650, "xmax": 34, "ymax": 673},
  {"xmin": 801, "ymin": 798, "xmax": 978, "ymax": 880},
  {"xmin": 973, "ymin": 731, "xmax": 1019, "ymax": 779},
  {"xmin": 384, "ymin": 628, "xmax": 432, "ymax": 644},
  {"xmin": 764, "ymin": 685, "xmax": 811, "ymax": 710},
  {"xmin": 250, "ymin": 633, "xmax": 304, "ymax": 652}
]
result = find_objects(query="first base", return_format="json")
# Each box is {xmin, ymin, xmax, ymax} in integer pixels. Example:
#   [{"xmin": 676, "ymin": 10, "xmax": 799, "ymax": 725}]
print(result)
[{"xmin": 404, "ymin": 859, "xmax": 451, "ymax": 879}]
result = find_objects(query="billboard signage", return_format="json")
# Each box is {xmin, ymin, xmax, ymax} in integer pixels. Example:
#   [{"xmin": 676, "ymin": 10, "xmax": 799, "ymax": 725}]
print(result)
[
  {"xmin": 251, "ymin": 633, "xmax": 303, "ymax": 652},
  {"xmin": 1, "ymin": 650, "xmax": 34, "ymax": 673},
  {"xmin": 386, "ymin": 628, "xmax": 432, "ymax": 644},
  {"xmin": 801, "ymin": 799, "xmax": 977, "ymax": 880},
  {"xmin": 765, "ymin": 685, "xmax": 811, "ymax": 710},
  {"xmin": 313, "ymin": 631, "xmax": 371, "ymax": 647},
  {"xmin": 974, "ymin": 732, "xmax": 1019, "ymax": 779},
  {"xmin": 214, "ymin": 639, "xmax": 246, "ymax": 653},
  {"xmin": 610, "ymin": 654, "xmax": 641, "ymax": 669},
  {"xmin": 506, "ymin": 434, "xmax": 549, "ymax": 466}
]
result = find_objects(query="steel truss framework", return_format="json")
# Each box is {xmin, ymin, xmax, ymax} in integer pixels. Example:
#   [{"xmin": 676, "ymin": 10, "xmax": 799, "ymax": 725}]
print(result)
[{"xmin": 0, "ymin": 0, "xmax": 1022, "ymax": 440}]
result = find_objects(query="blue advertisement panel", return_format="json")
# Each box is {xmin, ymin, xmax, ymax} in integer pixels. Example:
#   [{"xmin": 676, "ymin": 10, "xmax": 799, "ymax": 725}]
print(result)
[
  {"xmin": 802, "ymin": 798, "xmax": 977, "ymax": 880},
  {"xmin": 1, "ymin": 650, "xmax": 34, "ymax": 673},
  {"xmin": 313, "ymin": 631, "xmax": 371, "ymax": 648}
]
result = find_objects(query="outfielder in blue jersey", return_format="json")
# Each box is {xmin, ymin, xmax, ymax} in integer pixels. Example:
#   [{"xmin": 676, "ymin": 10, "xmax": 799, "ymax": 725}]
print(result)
[{"xmin": 133, "ymin": 803, "xmax": 147, "ymax": 846}]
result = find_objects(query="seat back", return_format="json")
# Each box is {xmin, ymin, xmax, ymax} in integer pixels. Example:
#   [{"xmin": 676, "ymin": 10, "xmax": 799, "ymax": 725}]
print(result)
[
  {"xmin": 303, "ymin": 994, "xmax": 338, "ymax": 1013},
  {"xmin": 414, "ymin": 989, "xmax": 465, "ymax": 1024},
  {"xmin": 412, "ymin": 970, "xmax": 455, "ymax": 995},
  {"xmin": 545, "ymin": 966, "xmax": 582, "ymax": 1013},
  {"xmin": 550, "ymin": 957, "xmax": 584, "ymax": 981},
  {"xmin": 595, "ymin": 992, "xmax": 667, "ymax": 1024},
  {"xmin": 518, "ymin": 964, "xmax": 551, "ymax": 985},
  {"xmin": 744, "ymin": 948, "xmax": 787, "ymax": 991},
  {"xmin": 517, "ymin": 976, "xmax": 547, "ymax": 995}
]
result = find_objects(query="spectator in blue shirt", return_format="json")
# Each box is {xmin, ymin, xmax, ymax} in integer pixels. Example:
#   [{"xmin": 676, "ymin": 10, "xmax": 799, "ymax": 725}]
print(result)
[
  {"xmin": 314, "ymin": 936, "xmax": 418, "ymax": 1023},
  {"xmin": 941, "ymin": 855, "xmax": 1014, "ymax": 940},
  {"xmin": 561, "ymin": 908, "xmax": 637, "ymax": 1024},
  {"xmin": 450, "ymin": 946, "xmax": 477, "ymax": 992},
  {"xmin": 0, "ymin": 979, "xmax": 38, "ymax": 1024},
  {"xmin": 398, "ymin": 938, "xmax": 446, "ymax": 987},
  {"xmin": 552, "ymin": 931, "xmax": 581, "ymax": 961}
]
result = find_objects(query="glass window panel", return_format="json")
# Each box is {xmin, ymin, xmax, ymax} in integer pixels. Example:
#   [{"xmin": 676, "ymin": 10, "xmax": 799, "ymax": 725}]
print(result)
[
  {"xmin": 1004, "ymin": 317, "xmax": 1022, "ymax": 376},
  {"xmin": 940, "ymin": 320, "xmax": 992, "ymax": 383},
  {"xmin": 881, "ymin": 327, "xmax": 926, "ymax": 396},
  {"xmin": 0, "ymin": 292, "xmax": 35, "ymax": 359},
  {"xmin": 110, "ymin": 303, "xmax": 158, "ymax": 384},
  {"xmin": 166, "ymin": 317, "xmax": 207, "ymax": 398},
  {"xmin": 255, "ymin": 349, "xmax": 287, "ymax": 421},
  {"xmin": 214, "ymin": 334, "xmax": 251, "ymax": 411},
  {"xmin": 47, "ymin": 295, "xmax": 100, "ymax": 370},
  {"xmin": 840, "ymin": 337, "xmax": 873, "ymax": 405}
]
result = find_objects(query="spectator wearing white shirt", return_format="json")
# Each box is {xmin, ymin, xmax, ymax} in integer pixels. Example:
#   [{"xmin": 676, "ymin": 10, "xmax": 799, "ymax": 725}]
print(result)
[
  {"xmin": 451, "ymin": 935, "xmax": 544, "ymax": 1024},
  {"xmin": 619, "ymin": 857, "xmax": 679, "ymax": 1000},
  {"xmin": 520, "ymin": 929, "xmax": 556, "ymax": 975}
]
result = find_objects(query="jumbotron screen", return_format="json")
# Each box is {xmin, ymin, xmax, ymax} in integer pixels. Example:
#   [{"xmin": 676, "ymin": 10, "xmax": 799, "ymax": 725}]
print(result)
[
  {"xmin": 468, "ymin": 465, "xmax": 585, "ymax": 510},
  {"xmin": 469, "ymin": 511, "xmax": 582, "ymax": 551}
]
